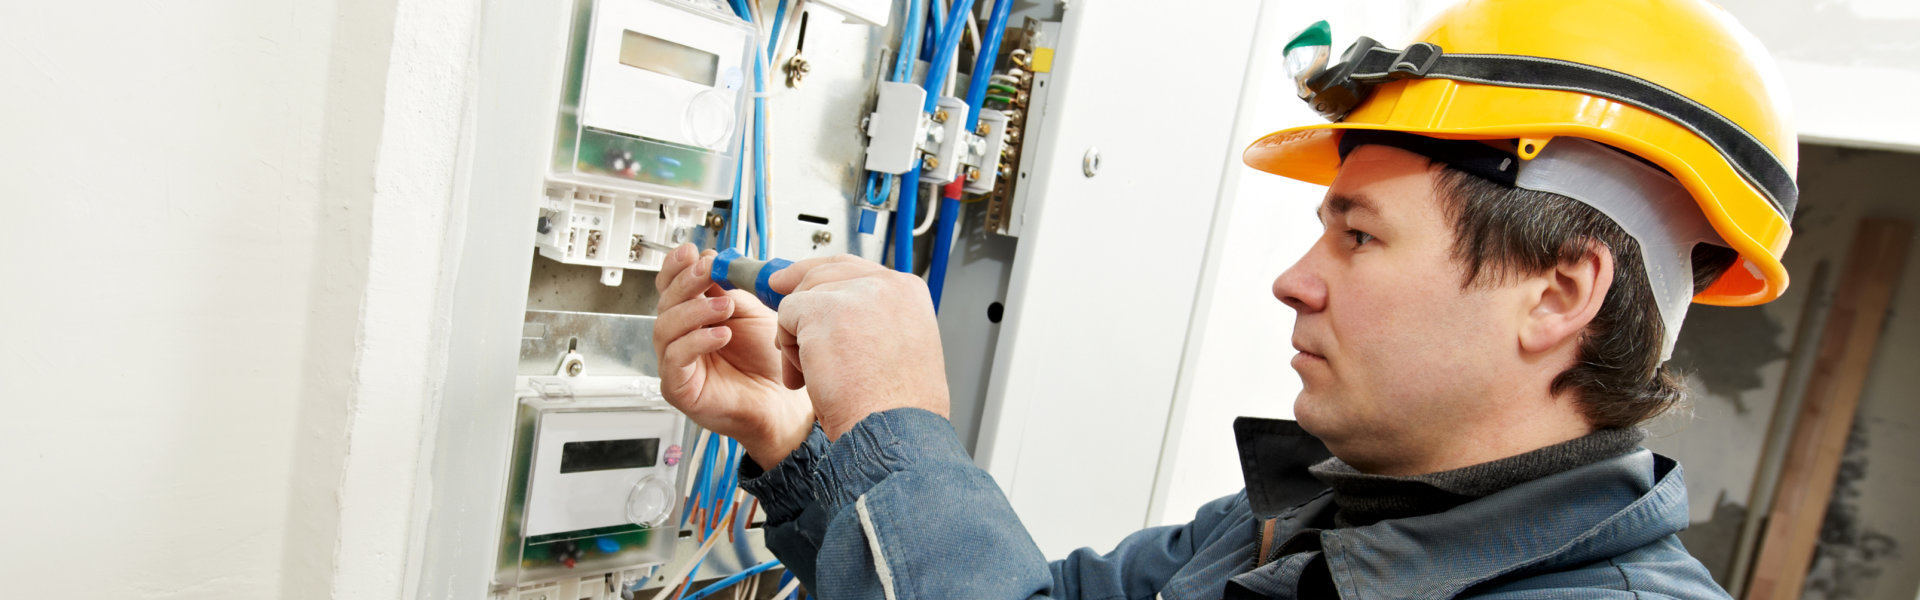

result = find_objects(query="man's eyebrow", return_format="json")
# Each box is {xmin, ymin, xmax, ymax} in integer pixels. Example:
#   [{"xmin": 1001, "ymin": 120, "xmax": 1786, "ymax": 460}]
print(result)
[{"xmin": 1316, "ymin": 193, "xmax": 1378, "ymax": 224}]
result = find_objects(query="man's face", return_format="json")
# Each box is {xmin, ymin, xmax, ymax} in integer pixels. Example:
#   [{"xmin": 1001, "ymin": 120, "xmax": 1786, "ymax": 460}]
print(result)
[{"xmin": 1273, "ymin": 145, "xmax": 1523, "ymax": 472}]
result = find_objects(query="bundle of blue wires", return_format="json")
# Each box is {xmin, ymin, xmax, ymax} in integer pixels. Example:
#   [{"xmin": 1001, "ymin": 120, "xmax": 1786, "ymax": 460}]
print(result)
[
  {"xmin": 892, "ymin": 0, "xmax": 978, "ymax": 276},
  {"xmin": 926, "ymin": 0, "xmax": 1014, "ymax": 309}
]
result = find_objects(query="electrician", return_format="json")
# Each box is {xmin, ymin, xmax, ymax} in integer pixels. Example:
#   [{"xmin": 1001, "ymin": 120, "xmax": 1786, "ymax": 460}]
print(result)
[{"xmin": 651, "ymin": 0, "xmax": 1797, "ymax": 596}]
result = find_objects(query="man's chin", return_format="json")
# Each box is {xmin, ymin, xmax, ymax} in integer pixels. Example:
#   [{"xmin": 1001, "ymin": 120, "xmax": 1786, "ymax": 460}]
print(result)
[{"xmin": 1291, "ymin": 392, "xmax": 1326, "ymax": 434}]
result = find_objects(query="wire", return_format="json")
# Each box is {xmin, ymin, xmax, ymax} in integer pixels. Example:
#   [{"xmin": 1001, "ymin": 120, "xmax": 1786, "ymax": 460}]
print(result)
[
  {"xmin": 920, "ymin": 0, "xmax": 976, "ymax": 112},
  {"xmin": 863, "ymin": 171, "xmax": 893, "ymax": 206},
  {"xmin": 892, "ymin": 0, "xmax": 925, "ymax": 82},
  {"xmin": 912, "ymin": 184, "xmax": 939, "ymax": 235},
  {"xmin": 644, "ymin": 505, "xmax": 735, "ymax": 600},
  {"xmin": 773, "ymin": 572, "xmax": 800, "ymax": 600},
  {"xmin": 894, "ymin": 168, "xmax": 920, "ymax": 273},
  {"xmin": 682, "ymin": 561, "xmax": 784, "ymax": 600}
]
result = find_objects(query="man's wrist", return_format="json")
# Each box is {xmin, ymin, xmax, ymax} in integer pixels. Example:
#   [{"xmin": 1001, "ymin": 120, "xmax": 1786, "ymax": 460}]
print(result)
[{"xmin": 743, "ymin": 411, "xmax": 815, "ymax": 471}]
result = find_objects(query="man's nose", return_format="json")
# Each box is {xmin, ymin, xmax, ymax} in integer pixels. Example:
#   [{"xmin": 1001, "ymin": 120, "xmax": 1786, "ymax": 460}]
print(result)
[{"xmin": 1273, "ymin": 248, "xmax": 1327, "ymax": 313}]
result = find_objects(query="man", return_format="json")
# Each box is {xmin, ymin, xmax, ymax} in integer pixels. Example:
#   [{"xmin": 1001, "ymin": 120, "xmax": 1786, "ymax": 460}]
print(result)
[{"xmin": 650, "ymin": 0, "xmax": 1797, "ymax": 597}]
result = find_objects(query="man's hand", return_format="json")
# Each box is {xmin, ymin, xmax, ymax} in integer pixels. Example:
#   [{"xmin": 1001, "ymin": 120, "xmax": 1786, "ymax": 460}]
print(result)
[
  {"xmin": 653, "ymin": 244, "xmax": 813, "ymax": 470},
  {"xmin": 767, "ymin": 255, "xmax": 950, "ymax": 440}
]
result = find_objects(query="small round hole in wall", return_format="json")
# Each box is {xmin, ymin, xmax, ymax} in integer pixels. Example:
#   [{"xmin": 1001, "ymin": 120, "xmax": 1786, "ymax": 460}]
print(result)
[{"xmin": 987, "ymin": 301, "xmax": 1004, "ymax": 323}]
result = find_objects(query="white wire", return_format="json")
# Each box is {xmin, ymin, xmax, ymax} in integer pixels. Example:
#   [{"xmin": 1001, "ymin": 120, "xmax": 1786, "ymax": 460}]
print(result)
[
  {"xmin": 773, "ymin": 578, "xmax": 802, "ymax": 600},
  {"xmin": 646, "ymin": 511, "xmax": 730, "ymax": 600},
  {"xmin": 911, "ymin": 184, "xmax": 939, "ymax": 235},
  {"xmin": 964, "ymin": 3, "xmax": 981, "ymax": 69}
]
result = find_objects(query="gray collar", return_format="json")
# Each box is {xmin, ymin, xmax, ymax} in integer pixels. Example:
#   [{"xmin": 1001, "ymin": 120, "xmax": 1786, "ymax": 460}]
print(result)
[{"xmin": 1309, "ymin": 428, "xmax": 1646, "ymax": 527}]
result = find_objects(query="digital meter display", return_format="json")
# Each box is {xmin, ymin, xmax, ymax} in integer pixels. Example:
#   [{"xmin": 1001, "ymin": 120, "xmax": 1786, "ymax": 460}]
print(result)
[
  {"xmin": 619, "ymin": 30, "xmax": 720, "ymax": 86},
  {"xmin": 560, "ymin": 437, "xmax": 660, "ymax": 473}
]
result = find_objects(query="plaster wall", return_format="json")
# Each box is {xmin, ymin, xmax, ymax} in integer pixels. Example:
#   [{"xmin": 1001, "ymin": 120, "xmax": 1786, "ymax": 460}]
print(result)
[
  {"xmin": 0, "ymin": 1, "xmax": 358, "ymax": 597},
  {"xmin": 0, "ymin": 0, "xmax": 478, "ymax": 597}
]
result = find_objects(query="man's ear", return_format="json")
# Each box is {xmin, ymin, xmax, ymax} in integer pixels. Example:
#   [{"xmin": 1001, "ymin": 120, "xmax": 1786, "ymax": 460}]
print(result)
[{"xmin": 1520, "ymin": 242, "xmax": 1613, "ymax": 354}]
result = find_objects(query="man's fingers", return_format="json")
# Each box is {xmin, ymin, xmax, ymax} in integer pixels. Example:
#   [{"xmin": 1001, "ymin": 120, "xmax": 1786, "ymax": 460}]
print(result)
[
  {"xmin": 658, "ymin": 325, "xmax": 732, "ymax": 401},
  {"xmin": 766, "ymin": 254, "xmax": 874, "ymax": 294},
  {"xmin": 654, "ymin": 243, "xmax": 699, "ymax": 292},
  {"xmin": 661, "ymin": 250, "xmax": 720, "ymax": 307},
  {"xmin": 654, "ymin": 295, "xmax": 736, "ymax": 347},
  {"xmin": 775, "ymin": 325, "xmax": 805, "ymax": 390}
]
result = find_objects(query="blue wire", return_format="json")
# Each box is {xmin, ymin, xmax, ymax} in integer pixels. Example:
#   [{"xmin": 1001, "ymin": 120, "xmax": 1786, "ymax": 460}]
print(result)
[
  {"xmin": 767, "ymin": 0, "xmax": 788, "ymax": 58},
  {"xmin": 894, "ymin": 0, "xmax": 925, "ymax": 82},
  {"xmin": 682, "ymin": 561, "xmax": 785, "ymax": 600},
  {"xmin": 962, "ymin": 0, "xmax": 1015, "ymax": 129},
  {"xmin": 863, "ymin": 171, "xmax": 893, "ymax": 206},
  {"xmin": 894, "ymin": 169, "xmax": 920, "ymax": 273},
  {"xmin": 752, "ymin": 54, "xmax": 770, "ymax": 260},
  {"xmin": 775, "ymin": 571, "xmax": 796, "ymax": 600},
  {"xmin": 673, "ymin": 555, "xmax": 708, "ymax": 600},
  {"xmin": 928, "ymin": 196, "xmax": 961, "ymax": 309},
  {"xmin": 920, "ymin": 0, "xmax": 976, "ymax": 113}
]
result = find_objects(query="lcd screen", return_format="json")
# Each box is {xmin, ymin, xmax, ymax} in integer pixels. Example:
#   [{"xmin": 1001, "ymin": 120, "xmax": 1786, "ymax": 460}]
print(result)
[
  {"xmin": 560, "ymin": 438, "xmax": 660, "ymax": 473},
  {"xmin": 620, "ymin": 30, "xmax": 720, "ymax": 86}
]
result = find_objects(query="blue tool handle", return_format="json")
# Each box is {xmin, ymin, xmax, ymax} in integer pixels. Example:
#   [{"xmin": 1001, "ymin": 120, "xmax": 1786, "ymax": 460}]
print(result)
[{"xmin": 710, "ymin": 248, "xmax": 794, "ymax": 310}]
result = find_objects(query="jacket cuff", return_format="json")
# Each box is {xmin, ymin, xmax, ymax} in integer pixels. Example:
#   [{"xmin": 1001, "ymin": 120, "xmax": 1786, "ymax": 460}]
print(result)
[
  {"xmin": 738, "ymin": 424, "xmax": 830, "ymax": 525},
  {"xmin": 736, "ymin": 408, "xmax": 970, "ymax": 523}
]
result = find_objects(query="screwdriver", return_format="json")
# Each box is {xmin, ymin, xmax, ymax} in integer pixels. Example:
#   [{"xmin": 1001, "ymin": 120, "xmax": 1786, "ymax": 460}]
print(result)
[{"xmin": 710, "ymin": 248, "xmax": 795, "ymax": 310}]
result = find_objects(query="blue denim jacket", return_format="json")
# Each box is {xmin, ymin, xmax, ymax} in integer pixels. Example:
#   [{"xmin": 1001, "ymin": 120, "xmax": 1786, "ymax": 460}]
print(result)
[{"xmin": 738, "ymin": 409, "xmax": 1730, "ymax": 599}]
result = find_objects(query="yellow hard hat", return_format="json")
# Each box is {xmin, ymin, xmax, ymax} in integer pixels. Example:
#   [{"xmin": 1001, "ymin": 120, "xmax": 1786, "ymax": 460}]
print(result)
[{"xmin": 1244, "ymin": 0, "xmax": 1797, "ymax": 306}]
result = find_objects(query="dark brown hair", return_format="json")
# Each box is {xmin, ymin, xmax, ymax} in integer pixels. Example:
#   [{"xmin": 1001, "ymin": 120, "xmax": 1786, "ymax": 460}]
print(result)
[{"xmin": 1433, "ymin": 168, "xmax": 1739, "ymax": 428}]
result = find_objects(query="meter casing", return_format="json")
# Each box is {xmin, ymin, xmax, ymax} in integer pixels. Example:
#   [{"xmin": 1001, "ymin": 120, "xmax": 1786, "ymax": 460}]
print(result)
[
  {"xmin": 496, "ymin": 312, "xmax": 690, "ymax": 593},
  {"xmin": 539, "ymin": 0, "xmax": 755, "ymax": 282},
  {"xmin": 554, "ymin": 0, "xmax": 753, "ymax": 199}
]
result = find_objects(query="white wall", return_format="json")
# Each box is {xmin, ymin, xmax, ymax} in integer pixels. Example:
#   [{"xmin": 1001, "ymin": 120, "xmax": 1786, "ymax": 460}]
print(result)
[
  {"xmin": 0, "ymin": 1, "xmax": 347, "ymax": 597},
  {"xmin": 0, "ymin": 0, "xmax": 476, "ymax": 598},
  {"xmin": 1147, "ymin": 0, "xmax": 1448, "ymax": 526}
]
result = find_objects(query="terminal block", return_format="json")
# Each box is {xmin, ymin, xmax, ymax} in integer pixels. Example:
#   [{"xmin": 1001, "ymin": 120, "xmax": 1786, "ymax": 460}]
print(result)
[{"xmin": 536, "ymin": 182, "xmax": 707, "ymax": 286}]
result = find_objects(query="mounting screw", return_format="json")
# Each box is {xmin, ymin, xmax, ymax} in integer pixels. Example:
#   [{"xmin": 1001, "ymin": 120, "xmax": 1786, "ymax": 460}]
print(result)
[
  {"xmin": 812, "ymin": 230, "xmax": 832, "ymax": 245},
  {"xmin": 923, "ymin": 155, "xmax": 940, "ymax": 169},
  {"xmin": 565, "ymin": 359, "xmax": 584, "ymax": 376},
  {"xmin": 705, "ymin": 212, "xmax": 726, "ymax": 230},
  {"xmin": 784, "ymin": 56, "xmax": 811, "ymax": 88},
  {"xmin": 933, "ymin": 109, "xmax": 950, "ymax": 123},
  {"xmin": 1082, "ymin": 147, "xmax": 1101, "ymax": 177}
]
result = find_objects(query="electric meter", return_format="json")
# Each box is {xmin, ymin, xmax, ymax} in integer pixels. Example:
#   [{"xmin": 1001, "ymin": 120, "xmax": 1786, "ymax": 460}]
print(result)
[
  {"xmin": 554, "ymin": 0, "xmax": 754, "ymax": 199},
  {"xmin": 538, "ymin": 0, "xmax": 755, "ymax": 284},
  {"xmin": 496, "ymin": 311, "xmax": 689, "ymax": 593}
]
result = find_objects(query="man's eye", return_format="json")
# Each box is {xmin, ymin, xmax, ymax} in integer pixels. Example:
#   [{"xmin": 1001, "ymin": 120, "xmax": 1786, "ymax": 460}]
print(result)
[{"xmin": 1346, "ymin": 229, "xmax": 1376, "ymax": 246}]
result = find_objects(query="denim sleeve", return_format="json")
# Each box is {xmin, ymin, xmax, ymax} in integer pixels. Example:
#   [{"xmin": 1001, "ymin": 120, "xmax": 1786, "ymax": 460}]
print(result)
[
  {"xmin": 1050, "ymin": 492, "xmax": 1244, "ymax": 599},
  {"xmin": 738, "ymin": 408, "xmax": 1228, "ymax": 600}
]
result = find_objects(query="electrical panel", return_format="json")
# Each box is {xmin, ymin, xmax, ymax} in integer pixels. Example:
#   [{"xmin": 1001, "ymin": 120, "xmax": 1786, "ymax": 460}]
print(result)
[{"xmin": 491, "ymin": 0, "xmax": 1067, "ymax": 596}]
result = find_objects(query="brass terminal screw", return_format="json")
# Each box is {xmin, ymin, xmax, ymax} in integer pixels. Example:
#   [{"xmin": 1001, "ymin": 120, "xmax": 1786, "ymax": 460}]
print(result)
[
  {"xmin": 923, "ymin": 156, "xmax": 940, "ymax": 169},
  {"xmin": 975, "ymin": 124, "xmax": 989, "ymax": 136},
  {"xmin": 966, "ymin": 167, "xmax": 980, "ymax": 181},
  {"xmin": 812, "ymin": 230, "xmax": 833, "ymax": 245},
  {"xmin": 933, "ymin": 110, "xmax": 950, "ymax": 123}
]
